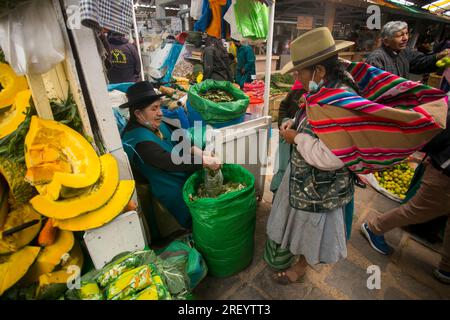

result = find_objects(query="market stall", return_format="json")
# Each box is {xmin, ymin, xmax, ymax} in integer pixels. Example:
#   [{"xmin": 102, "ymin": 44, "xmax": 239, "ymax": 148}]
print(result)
[{"xmin": 0, "ymin": 0, "xmax": 279, "ymax": 300}]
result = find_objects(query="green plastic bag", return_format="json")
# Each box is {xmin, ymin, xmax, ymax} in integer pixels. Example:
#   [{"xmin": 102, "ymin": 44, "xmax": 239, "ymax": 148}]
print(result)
[
  {"xmin": 188, "ymin": 80, "xmax": 249, "ymax": 123},
  {"xmin": 158, "ymin": 236, "xmax": 208, "ymax": 291},
  {"xmin": 234, "ymin": 0, "xmax": 269, "ymax": 40},
  {"xmin": 182, "ymin": 164, "xmax": 257, "ymax": 277}
]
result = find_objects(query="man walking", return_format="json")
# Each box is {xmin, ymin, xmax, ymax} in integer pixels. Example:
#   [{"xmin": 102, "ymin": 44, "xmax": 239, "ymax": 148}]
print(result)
[{"xmin": 361, "ymin": 107, "xmax": 450, "ymax": 284}]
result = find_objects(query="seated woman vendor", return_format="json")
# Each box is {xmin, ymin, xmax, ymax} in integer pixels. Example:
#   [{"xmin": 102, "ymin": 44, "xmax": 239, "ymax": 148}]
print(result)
[{"xmin": 120, "ymin": 81, "xmax": 221, "ymax": 230}]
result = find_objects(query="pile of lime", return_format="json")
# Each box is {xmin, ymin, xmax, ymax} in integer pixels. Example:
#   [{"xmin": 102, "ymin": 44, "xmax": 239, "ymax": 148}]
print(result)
[
  {"xmin": 374, "ymin": 162, "xmax": 415, "ymax": 199},
  {"xmin": 436, "ymin": 56, "xmax": 450, "ymax": 68}
]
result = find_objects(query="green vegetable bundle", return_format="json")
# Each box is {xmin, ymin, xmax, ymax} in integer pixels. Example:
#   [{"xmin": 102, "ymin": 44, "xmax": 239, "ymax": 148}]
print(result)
[{"xmin": 200, "ymin": 89, "xmax": 235, "ymax": 103}]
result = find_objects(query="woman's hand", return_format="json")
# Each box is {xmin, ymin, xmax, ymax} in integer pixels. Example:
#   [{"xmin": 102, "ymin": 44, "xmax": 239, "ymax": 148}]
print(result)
[
  {"xmin": 280, "ymin": 119, "xmax": 294, "ymax": 131},
  {"xmin": 202, "ymin": 155, "xmax": 222, "ymax": 171},
  {"xmin": 280, "ymin": 129, "xmax": 298, "ymax": 145}
]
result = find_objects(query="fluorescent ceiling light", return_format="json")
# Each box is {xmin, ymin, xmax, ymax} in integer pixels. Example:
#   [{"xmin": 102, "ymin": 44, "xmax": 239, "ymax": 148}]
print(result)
[
  {"xmin": 390, "ymin": 0, "xmax": 416, "ymax": 6},
  {"xmin": 422, "ymin": 0, "xmax": 450, "ymax": 12},
  {"xmin": 135, "ymin": 4, "xmax": 180, "ymax": 10}
]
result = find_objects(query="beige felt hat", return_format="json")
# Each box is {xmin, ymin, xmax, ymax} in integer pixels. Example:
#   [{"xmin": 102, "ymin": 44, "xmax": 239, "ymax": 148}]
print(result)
[{"xmin": 281, "ymin": 27, "xmax": 354, "ymax": 75}]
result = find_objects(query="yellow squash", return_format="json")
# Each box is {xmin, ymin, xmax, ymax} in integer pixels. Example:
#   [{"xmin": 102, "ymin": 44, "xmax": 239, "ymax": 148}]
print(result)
[
  {"xmin": 53, "ymin": 180, "xmax": 135, "ymax": 231},
  {"xmin": 0, "ymin": 204, "xmax": 42, "ymax": 254},
  {"xmin": 30, "ymin": 154, "xmax": 119, "ymax": 219},
  {"xmin": 0, "ymin": 89, "xmax": 31, "ymax": 139},
  {"xmin": 0, "ymin": 63, "xmax": 28, "ymax": 110},
  {"xmin": 21, "ymin": 230, "xmax": 74, "ymax": 285},
  {"xmin": 0, "ymin": 156, "xmax": 34, "ymax": 209},
  {"xmin": 0, "ymin": 177, "xmax": 8, "ymax": 228},
  {"xmin": 0, "ymin": 246, "xmax": 40, "ymax": 296},
  {"xmin": 24, "ymin": 116, "xmax": 101, "ymax": 200},
  {"xmin": 35, "ymin": 241, "xmax": 84, "ymax": 299}
]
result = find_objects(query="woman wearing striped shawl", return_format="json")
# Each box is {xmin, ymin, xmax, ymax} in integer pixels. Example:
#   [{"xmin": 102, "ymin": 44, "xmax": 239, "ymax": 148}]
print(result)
[{"xmin": 265, "ymin": 28, "xmax": 447, "ymax": 285}]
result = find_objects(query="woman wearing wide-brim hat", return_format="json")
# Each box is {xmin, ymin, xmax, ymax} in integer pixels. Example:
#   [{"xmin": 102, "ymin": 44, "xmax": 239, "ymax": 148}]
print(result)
[
  {"xmin": 120, "ymin": 81, "xmax": 221, "ymax": 235},
  {"xmin": 264, "ymin": 27, "xmax": 358, "ymax": 284}
]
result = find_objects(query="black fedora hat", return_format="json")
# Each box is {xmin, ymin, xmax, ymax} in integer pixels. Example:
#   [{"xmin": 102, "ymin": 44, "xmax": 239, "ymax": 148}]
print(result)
[{"xmin": 118, "ymin": 81, "xmax": 164, "ymax": 109}]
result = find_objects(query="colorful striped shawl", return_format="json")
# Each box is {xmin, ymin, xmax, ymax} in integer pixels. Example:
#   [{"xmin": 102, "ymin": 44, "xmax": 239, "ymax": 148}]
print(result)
[{"xmin": 305, "ymin": 61, "xmax": 448, "ymax": 174}]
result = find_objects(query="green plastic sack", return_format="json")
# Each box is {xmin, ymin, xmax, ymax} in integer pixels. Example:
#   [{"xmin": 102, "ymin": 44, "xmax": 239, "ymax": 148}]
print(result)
[
  {"xmin": 182, "ymin": 164, "xmax": 257, "ymax": 277},
  {"xmin": 234, "ymin": 0, "xmax": 269, "ymax": 40},
  {"xmin": 188, "ymin": 79, "xmax": 249, "ymax": 123}
]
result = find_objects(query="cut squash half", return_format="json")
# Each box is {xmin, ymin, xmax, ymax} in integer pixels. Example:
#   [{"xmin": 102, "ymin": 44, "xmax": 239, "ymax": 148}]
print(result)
[
  {"xmin": 0, "ymin": 204, "xmax": 42, "ymax": 254},
  {"xmin": 53, "ymin": 180, "xmax": 135, "ymax": 231},
  {"xmin": 0, "ymin": 246, "xmax": 40, "ymax": 296},
  {"xmin": 0, "ymin": 63, "xmax": 28, "ymax": 110},
  {"xmin": 0, "ymin": 89, "xmax": 31, "ymax": 139},
  {"xmin": 24, "ymin": 116, "xmax": 100, "ymax": 200},
  {"xmin": 30, "ymin": 154, "xmax": 119, "ymax": 219},
  {"xmin": 21, "ymin": 230, "xmax": 74, "ymax": 285}
]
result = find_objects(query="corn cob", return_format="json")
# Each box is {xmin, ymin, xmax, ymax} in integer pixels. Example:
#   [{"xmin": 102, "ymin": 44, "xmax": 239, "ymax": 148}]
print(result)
[
  {"xmin": 105, "ymin": 265, "xmax": 155, "ymax": 300},
  {"xmin": 80, "ymin": 282, "xmax": 103, "ymax": 300},
  {"xmin": 96, "ymin": 253, "xmax": 143, "ymax": 288},
  {"xmin": 126, "ymin": 275, "xmax": 171, "ymax": 300}
]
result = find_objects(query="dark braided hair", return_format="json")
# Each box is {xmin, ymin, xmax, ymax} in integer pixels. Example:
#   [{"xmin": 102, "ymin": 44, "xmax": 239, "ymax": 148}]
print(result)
[{"xmin": 307, "ymin": 55, "xmax": 358, "ymax": 92}]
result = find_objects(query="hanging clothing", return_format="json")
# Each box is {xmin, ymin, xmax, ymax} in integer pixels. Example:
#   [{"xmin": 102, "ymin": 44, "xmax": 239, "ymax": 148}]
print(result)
[
  {"xmin": 122, "ymin": 122, "xmax": 201, "ymax": 229},
  {"xmin": 80, "ymin": 0, "xmax": 133, "ymax": 35},
  {"xmin": 190, "ymin": 0, "xmax": 204, "ymax": 20},
  {"xmin": 194, "ymin": 0, "xmax": 212, "ymax": 32},
  {"xmin": 236, "ymin": 45, "xmax": 256, "ymax": 87},
  {"xmin": 206, "ymin": 0, "xmax": 227, "ymax": 39}
]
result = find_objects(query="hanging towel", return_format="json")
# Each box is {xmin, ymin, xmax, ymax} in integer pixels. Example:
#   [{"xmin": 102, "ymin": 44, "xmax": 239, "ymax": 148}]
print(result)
[
  {"xmin": 194, "ymin": 0, "xmax": 212, "ymax": 32},
  {"xmin": 190, "ymin": 0, "xmax": 204, "ymax": 20},
  {"xmin": 206, "ymin": 0, "xmax": 227, "ymax": 39},
  {"xmin": 80, "ymin": 0, "xmax": 133, "ymax": 35}
]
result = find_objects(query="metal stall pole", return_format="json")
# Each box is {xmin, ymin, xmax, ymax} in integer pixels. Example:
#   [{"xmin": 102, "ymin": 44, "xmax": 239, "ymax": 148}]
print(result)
[
  {"xmin": 263, "ymin": 1, "xmax": 276, "ymax": 117},
  {"xmin": 131, "ymin": 0, "xmax": 145, "ymax": 81}
]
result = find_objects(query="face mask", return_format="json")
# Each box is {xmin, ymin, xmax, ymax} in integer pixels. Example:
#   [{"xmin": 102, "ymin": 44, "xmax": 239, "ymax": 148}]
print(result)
[{"xmin": 308, "ymin": 70, "xmax": 324, "ymax": 93}]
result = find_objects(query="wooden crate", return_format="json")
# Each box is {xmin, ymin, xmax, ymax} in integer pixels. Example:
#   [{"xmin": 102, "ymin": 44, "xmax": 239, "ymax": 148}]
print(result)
[
  {"xmin": 269, "ymin": 93, "xmax": 287, "ymax": 123},
  {"xmin": 428, "ymin": 73, "xmax": 442, "ymax": 89}
]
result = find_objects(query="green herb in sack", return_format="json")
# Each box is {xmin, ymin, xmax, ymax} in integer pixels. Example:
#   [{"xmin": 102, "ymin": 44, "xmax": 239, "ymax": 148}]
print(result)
[
  {"xmin": 189, "ymin": 180, "xmax": 246, "ymax": 201},
  {"xmin": 200, "ymin": 89, "xmax": 235, "ymax": 103}
]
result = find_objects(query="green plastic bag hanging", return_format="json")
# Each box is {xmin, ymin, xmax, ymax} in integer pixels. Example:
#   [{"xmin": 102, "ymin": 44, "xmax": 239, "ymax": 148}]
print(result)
[
  {"xmin": 234, "ymin": 0, "xmax": 269, "ymax": 40},
  {"xmin": 182, "ymin": 164, "xmax": 257, "ymax": 278},
  {"xmin": 188, "ymin": 80, "xmax": 249, "ymax": 123}
]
